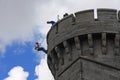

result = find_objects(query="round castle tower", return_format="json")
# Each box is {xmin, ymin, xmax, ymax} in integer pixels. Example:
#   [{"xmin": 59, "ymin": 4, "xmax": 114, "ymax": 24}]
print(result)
[{"xmin": 47, "ymin": 9, "xmax": 120, "ymax": 80}]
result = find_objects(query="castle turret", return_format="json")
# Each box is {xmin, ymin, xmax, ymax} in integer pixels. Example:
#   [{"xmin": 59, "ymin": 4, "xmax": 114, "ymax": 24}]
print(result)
[{"xmin": 47, "ymin": 9, "xmax": 120, "ymax": 80}]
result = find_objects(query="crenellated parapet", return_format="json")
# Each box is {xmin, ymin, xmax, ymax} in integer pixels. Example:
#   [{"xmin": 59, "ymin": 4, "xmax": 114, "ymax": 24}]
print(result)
[
  {"xmin": 47, "ymin": 9, "xmax": 120, "ymax": 80},
  {"xmin": 47, "ymin": 9, "xmax": 120, "ymax": 52}
]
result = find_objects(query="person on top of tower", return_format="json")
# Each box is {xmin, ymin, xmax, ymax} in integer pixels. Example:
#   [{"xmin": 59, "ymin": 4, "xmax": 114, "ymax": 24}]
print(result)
[
  {"xmin": 35, "ymin": 42, "xmax": 47, "ymax": 53},
  {"xmin": 63, "ymin": 13, "xmax": 68, "ymax": 17},
  {"xmin": 47, "ymin": 21, "xmax": 55, "ymax": 25}
]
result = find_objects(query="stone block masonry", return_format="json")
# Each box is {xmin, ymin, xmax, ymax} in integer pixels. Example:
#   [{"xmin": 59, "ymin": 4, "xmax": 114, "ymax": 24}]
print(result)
[{"xmin": 47, "ymin": 9, "xmax": 120, "ymax": 80}]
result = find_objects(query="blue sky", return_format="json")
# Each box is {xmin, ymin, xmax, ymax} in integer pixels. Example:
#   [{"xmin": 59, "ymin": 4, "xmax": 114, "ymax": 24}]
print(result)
[
  {"xmin": 0, "ymin": 0, "xmax": 119, "ymax": 80},
  {"xmin": 0, "ymin": 33, "xmax": 50, "ymax": 80},
  {"xmin": 0, "ymin": 41, "xmax": 38, "ymax": 80}
]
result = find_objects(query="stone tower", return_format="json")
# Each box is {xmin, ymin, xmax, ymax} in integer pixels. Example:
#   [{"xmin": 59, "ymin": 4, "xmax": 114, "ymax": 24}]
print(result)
[{"xmin": 47, "ymin": 9, "xmax": 120, "ymax": 80}]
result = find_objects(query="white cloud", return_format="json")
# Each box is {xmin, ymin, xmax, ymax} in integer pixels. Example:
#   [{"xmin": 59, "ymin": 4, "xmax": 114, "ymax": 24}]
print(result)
[
  {"xmin": 0, "ymin": 0, "xmax": 37, "ymax": 54},
  {"xmin": 4, "ymin": 66, "xmax": 29, "ymax": 80},
  {"xmin": 34, "ymin": 55, "xmax": 54, "ymax": 80}
]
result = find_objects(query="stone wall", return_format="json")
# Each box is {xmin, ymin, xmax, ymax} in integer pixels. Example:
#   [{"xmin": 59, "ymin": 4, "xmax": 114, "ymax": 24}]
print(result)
[{"xmin": 47, "ymin": 9, "xmax": 120, "ymax": 80}]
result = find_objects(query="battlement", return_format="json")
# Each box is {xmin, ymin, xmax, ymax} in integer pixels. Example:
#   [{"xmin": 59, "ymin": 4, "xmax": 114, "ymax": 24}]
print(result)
[
  {"xmin": 97, "ymin": 9, "xmax": 117, "ymax": 21},
  {"xmin": 47, "ymin": 9, "xmax": 120, "ymax": 79},
  {"xmin": 75, "ymin": 9, "xmax": 94, "ymax": 23},
  {"xmin": 47, "ymin": 9, "xmax": 120, "ymax": 52}
]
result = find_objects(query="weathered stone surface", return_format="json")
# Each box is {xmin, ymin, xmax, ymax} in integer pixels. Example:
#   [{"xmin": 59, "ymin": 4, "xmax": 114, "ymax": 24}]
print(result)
[{"xmin": 47, "ymin": 9, "xmax": 120, "ymax": 80}]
